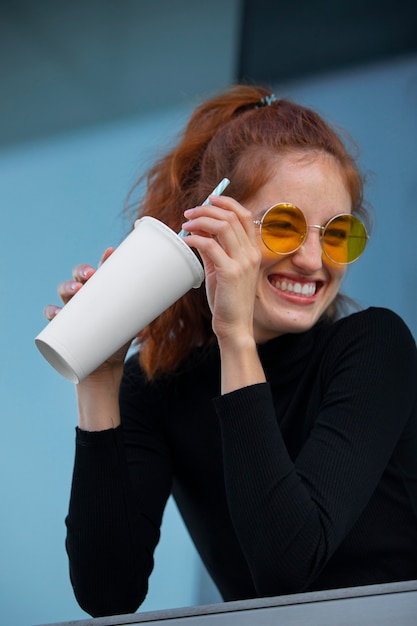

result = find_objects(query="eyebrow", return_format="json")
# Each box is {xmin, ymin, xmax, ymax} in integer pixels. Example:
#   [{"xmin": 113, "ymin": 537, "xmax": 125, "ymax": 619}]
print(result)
[
  {"xmin": 255, "ymin": 205, "xmax": 299, "ymax": 222},
  {"xmin": 328, "ymin": 214, "xmax": 350, "ymax": 224}
]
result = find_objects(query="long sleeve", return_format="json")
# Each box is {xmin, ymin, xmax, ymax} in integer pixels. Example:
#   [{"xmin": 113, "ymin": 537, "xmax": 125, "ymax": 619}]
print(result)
[
  {"xmin": 66, "ymin": 361, "xmax": 173, "ymax": 618},
  {"xmin": 214, "ymin": 308, "xmax": 417, "ymax": 596}
]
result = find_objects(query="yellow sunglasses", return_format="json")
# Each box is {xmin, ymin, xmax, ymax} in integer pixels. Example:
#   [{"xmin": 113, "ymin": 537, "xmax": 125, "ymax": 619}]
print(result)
[{"xmin": 254, "ymin": 203, "xmax": 369, "ymax": 265}]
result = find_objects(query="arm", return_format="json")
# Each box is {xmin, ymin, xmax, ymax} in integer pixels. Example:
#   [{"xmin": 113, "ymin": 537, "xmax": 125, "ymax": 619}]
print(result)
[
  {"xmin": 182, "ymin": 195, "xmax": 266, "ymax": 393},
  {"xmin": 66, "ymin": 357, "xmax": 172, "ymax": 617},
  {"xmin": 46, "ymin": 253, "xmax": 171, "ymax": 617},
  {"xmin": 214, "ymin": 309, "xmax": 417, "ymax": 595}
]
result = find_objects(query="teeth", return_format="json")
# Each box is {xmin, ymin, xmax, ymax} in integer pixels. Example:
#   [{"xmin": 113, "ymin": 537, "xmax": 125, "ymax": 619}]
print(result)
[{"xmin": 274, "ymin": 280, "xmax": 316, "ymax": 296}]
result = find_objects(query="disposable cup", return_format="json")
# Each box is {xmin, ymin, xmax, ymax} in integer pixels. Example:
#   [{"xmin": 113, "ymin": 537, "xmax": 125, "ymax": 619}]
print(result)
[{"xmin": 35, "ymin": 216, "xmax": 205, "ymax": 383}]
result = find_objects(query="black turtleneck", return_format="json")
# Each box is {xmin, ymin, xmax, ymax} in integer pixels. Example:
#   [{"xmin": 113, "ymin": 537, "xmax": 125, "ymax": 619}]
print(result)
[{"xmin": 66, "ymin": 307, "xmax": 417, "ymax": 618}]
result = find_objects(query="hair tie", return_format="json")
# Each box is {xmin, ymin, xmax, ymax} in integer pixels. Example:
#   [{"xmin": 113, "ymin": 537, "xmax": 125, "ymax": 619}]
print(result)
[{"xmin": 255, "ymin": 94, "xmax": 278, "ymax": 109}]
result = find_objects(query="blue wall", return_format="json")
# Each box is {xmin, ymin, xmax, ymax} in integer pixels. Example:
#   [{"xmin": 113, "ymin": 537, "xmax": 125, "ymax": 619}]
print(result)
[{"xmin": 0, "ymin": 54, "xmax": 416, "ymax": 626}]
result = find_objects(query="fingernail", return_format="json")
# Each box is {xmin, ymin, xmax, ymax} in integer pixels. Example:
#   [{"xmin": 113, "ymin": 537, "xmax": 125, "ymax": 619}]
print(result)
[{"xmin": 44, "ymin": 305, "xmax": 57, "ymax": 320}]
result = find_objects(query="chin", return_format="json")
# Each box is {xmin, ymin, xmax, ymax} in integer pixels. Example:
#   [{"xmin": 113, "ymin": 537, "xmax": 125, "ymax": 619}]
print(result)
[{"xmin": 254, "ymin": 309, "xmax": 325, "ymax": 343}]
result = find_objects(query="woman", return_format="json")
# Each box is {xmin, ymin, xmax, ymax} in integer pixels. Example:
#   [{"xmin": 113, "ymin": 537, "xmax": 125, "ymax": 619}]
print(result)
[{"xmin": 45, "ymin": 85, "xmax": 417, "ymax": 618}]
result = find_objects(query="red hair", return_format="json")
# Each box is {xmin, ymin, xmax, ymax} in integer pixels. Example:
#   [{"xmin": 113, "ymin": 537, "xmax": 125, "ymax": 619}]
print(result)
[{"xmin": 129, "ymin": 85, "xmax": 368, "ymax": 379}]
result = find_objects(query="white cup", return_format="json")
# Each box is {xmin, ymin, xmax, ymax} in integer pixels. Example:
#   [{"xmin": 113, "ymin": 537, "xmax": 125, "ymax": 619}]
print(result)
[{"xmin": 35, "ymin": 216, "xmax": 205, "ymax": 383}]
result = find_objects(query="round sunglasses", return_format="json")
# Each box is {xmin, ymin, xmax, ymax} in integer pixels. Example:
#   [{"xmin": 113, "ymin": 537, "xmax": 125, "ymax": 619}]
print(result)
[{"xmin": 253, "ymin": 203, "xmax": 369, "ymax": 265}]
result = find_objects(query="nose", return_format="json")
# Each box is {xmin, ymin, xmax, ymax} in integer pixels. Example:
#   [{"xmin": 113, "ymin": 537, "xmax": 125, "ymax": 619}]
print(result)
[{"xmin": 291, "ymin": 227, "xmax": 323, "ymax": 272}]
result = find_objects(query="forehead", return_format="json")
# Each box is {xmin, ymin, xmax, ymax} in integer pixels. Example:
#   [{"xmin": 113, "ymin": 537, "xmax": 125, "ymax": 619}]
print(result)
[{"xmin": 248, "ymin": 151, "xmax": 352, "ymax": 218}]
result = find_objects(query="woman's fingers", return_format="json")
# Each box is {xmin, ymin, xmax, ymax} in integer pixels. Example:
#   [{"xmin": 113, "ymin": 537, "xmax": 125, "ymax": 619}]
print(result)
[
  {"xmin": 43, "ymin": 304, "xmax": 61, "ymax": 321},
  {"xmin": 45, "ymin": 248, "xmax": 116, "ymax": 315},
  {"xmin": 57, "ymin": 264, "xmax": 94, "ymax": 305},
  {"xmin": 182, "ymin": 196, "xmax": 259, "ymax": 268},
  {"xmin": 98, "ymin": 247, "xmax": 115, "ymax": 267},
  {"xmin": 184, "ymin": 196, "xmax": 255, "ymax": 243}
]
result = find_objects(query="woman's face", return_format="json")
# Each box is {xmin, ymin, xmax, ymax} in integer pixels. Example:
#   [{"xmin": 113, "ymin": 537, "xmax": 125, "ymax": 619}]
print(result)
[{"xmin": 246, "ymin": 151, "xmax": 352, "ymax": 343}]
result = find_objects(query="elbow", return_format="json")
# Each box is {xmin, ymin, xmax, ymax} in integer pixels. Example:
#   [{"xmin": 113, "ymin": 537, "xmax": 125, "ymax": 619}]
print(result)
[
  {"xmin": 252, "ymin": 571, "xmax": 308, "ymax": 598},
  {"xmin": 248, "ymin": 539, "xmax": 328, "ymax": 597},
  {"xmin": 67, "ymin": 553, "xmax": 150, "ymax": 618},
  {"xmin": 251, "ymin": 562, "xmax": 319, "ymax": 598},
  {"xmin": 66, "ymin": 529, "xmax": 155, "ymax": 617},
  {"xmin": 72, "ymin": 577, "xmax": 148, "ymax": 618}
]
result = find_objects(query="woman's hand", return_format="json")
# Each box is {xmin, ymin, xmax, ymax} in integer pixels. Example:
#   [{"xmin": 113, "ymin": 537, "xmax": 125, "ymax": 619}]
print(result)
[
  {"xmin": 44, "ymin": 248, "xmax": 129, "ymax": 430},
  {"xmin": 181, "ymin": 195, "xmax": 266, "ymax": 393},
  {"xmin": 182, "ymin": 195, "xmax": 261, "ymax": 342}
]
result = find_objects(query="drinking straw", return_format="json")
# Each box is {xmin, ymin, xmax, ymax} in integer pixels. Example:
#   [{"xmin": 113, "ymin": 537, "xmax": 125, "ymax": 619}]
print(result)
[{"xmin": 178, "ymin": 178, "xmax": 230, "ymax": 238}]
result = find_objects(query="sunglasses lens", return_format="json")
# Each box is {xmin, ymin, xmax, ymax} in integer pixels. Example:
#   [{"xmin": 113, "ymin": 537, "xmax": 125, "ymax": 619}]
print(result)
[
  {"xmin": 261, "ymin": 204, "xmax": 306, "ymax": 254},
  {"xmin": 322, "ymin": 214, "xmax": 368, "ymax": 264}
]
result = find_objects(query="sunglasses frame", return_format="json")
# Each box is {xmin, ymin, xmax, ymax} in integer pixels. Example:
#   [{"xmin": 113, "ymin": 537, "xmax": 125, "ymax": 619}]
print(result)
[{"xmin": 253, "ymin": 202, "xmax": 369, "ymax": 265}]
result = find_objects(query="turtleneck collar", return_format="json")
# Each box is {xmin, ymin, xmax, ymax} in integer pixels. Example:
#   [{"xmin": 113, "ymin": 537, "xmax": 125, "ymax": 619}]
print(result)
[{"xmin": 256, "ymin": 322, "xmax": 325, "ymax": 386}]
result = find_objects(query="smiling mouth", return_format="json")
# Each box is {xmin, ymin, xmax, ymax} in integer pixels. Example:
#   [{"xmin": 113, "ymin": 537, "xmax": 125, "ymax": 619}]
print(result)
[{"xmin": 270, "ymin": 278, "xmax": 318, "ymax": 297}]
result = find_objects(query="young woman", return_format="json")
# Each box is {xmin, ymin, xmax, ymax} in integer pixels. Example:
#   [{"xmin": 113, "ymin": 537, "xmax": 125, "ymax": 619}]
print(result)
[{"xmin": 45, "ymin": 85, "xmax": 417, "ymax": 618}]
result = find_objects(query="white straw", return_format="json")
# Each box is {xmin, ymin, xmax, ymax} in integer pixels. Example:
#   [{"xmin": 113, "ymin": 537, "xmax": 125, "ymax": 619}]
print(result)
[{"xmin": 178, "ymin": 178, "xmax": 230, "ymax": 237}]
